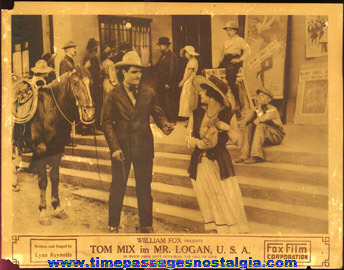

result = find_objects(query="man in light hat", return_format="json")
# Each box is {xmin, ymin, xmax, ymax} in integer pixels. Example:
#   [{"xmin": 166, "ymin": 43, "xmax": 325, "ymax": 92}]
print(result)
[
  {"xmin": 235, "ymin": 88, "xmax": 285, "ymax": 164},
  {"xmin": 60, "ymin": 41, "xmax": 77, "ymax": 75},
  {"xmin": 155, "ymin": 37, "xmax": 178, "ymax": 124},
  {"xmin": 219, "ymin": 21, "xmax": 251, "ymax": 110},
  {"xmin": 31, "ymin": 59, "xmax": 53, "ymax": 87},
  {"xmin": 83, "ymin": 38, "xmax": 103, "ymax": 135},
  {"xmin": 102, "ymin": 51, "xmax": 174, "ymax": 233}
]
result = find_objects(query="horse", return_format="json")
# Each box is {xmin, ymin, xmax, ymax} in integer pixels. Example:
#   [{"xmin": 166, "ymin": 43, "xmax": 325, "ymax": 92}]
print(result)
[{"xmin": 28, "ymin": 64, "xmax": 95, "ymax": 225}]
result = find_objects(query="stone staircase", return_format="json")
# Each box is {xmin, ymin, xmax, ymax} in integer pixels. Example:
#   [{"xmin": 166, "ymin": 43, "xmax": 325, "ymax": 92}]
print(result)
[{"xmin": 21, "ymin": 124, "xmax": 328, "ymax": 234}]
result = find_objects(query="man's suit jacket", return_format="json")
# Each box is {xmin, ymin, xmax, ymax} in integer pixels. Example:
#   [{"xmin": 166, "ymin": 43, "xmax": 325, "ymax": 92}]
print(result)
[
  {"xmin": 59, "ymin": 55, "xmax": 75, "ymax": 75},
  {"xmin": 102, "ymin": 83, "xmax": 168, "ymax": 160},
  {"xmin": 155, "ymin": 50, "xmax": 178, "ymax": 90}
]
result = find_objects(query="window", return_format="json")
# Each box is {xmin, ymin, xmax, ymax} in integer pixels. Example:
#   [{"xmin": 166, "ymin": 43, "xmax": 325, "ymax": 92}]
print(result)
[{"xmin": 98, "ymin": 15, "xmax": 152, "ymax": 65}]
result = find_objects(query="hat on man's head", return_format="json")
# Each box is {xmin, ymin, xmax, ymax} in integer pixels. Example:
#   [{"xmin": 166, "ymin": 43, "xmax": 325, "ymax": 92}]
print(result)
[
  {"xmin": 257, "ymin": 88, "xmax": 274, "ymax": 100},
  {"xmin": 41, "ymin": 52, "xmax": 57, "ymax": 64},
  {"xmin": 192, "ymin": 75, "xmax": 230, "ymax": 107},
  {"xmin": 62, "ymin": 41, "xmax": 76, "ymax": 50},
  {"xmin": 157, "ymin": 37, "xmax": 171, "ymax": 46},
  {"xmin": 223, "ymin": 21, "xmax": 239, "ymax": 30},
  {"xmin": 31, "ymin": 60, "xmax": 53, "ymax": 73},
  {"xmin": 118, "ymin": 41, "xmax": 132, "ymax": 51},
  {"xmin": 114, "ymin": 51, "xmax": 143, "ymax": 69},
  {"xmin": 181, "ymin": 45, "xmax": 200, "ymax": 56},
  {"xmin": 86, "ymin": 38, "xmax": 100, "ymax": 51}
]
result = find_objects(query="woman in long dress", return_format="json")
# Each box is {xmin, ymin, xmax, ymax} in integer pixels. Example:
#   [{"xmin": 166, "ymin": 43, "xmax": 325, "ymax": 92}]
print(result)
[
  {"xmin": 178, "ymin": 46, "xmax": 199, "ymax": 119},
  {"xmin": 187, "ymin": 75, "xmax": 249, "ymax": 234}
]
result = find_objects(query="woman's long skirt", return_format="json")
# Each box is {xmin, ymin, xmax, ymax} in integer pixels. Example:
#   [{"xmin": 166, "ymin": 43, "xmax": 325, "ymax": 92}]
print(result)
[{"xmin": 191, "ymin": 156, "xmax": 249, "ymax": 234}]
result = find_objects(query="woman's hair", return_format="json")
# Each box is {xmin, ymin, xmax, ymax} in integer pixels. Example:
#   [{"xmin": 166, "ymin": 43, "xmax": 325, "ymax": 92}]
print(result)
[{"xmin": 200, "ymin": 83, "xmax": 225, "ymax": 106}]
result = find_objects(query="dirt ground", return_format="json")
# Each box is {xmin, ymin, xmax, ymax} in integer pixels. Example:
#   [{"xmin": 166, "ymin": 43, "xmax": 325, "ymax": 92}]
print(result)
[{"xmin": 12, "ymin": 171, "xmax": 192, "ymax": 235}]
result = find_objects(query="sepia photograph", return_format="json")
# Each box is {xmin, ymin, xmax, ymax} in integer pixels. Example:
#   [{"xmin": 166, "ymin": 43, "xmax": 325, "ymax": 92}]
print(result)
[{"xmin": 1, "ymin": 2, "xmax": 343, "ymax": 269}]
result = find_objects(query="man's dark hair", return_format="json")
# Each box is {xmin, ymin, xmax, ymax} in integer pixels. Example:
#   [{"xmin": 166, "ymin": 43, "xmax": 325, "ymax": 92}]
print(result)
[
  {"xmin": 200, "ymin": 83, "xmax": 225, "ymax": 106},
  {"xmin": 116, "ymin": 65, "xmax": 142, "ymax": 82}
]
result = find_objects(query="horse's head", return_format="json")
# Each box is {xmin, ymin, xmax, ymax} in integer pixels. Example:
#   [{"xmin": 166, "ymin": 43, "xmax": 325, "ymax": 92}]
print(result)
[{"xmin": 68, "ymin": 64, "xmax": 95, "ymax": 125}]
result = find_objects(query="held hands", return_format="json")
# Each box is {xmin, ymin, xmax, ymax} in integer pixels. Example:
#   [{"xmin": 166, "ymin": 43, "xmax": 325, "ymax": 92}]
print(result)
[
  {"xmin": 112, "ymin": 150, "xmax": 125, "ymax": 161},
  {"xmin": 178, "ymin": 81, "xmax": 184, "ymax": 88},
  {"xmin": 162, "ymin": 123, "xmax": 174, "ymax": 135},
  {"xmin": 231, "ymin": 58, "xmax": 242, "ymax": 64},
  {"xmin": 214, "ymin": 120, "xmax": 230, "ymax": 131}
]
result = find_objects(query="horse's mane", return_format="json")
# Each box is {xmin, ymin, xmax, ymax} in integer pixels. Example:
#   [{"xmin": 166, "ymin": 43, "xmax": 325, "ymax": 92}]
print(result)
[
  {"xmin": 43, "ymin": 64, "xmax": 91, "ymax": 91},
  {"xmin": 74, "ymin": 64, "xmax": 91, "ymax": 80}
]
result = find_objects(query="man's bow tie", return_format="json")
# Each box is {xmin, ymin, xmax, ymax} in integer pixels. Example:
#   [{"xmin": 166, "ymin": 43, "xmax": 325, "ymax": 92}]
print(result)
[{"xmin": 129, "ymin": 85, "xmax": 138, "ymax": 99}]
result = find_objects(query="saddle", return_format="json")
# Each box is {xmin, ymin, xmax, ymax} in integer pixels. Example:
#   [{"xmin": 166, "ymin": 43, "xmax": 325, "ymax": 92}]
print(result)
[{"xmin": 12, "ymin": 78, "xmax": 39, "ymax": 124}]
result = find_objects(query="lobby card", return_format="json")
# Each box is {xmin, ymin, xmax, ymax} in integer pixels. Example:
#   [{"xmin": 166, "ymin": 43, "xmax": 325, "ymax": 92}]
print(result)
[{"xmin": 1, "ymin": 2, "xmax": 343, "ymax": 269}]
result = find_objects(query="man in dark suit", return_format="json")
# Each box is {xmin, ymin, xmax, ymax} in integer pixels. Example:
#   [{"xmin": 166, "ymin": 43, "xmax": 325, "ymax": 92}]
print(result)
[
  {"xmin": 83, "ymin": 38, "xmax": 103, "ymax": 134},
  {"xmin": 155, "ymin": 37, "xmax": 178, "ymax": 124},
  {"xmin": 59, "ymin": 42, "xmax": 78, "ymax": 146},
  {"xmin": 102, "ymin": 51, "xmax": 174, "ymax": 233},
  {"xmin": 59, "ymin": 41, "xmax": 77, "ymax": 75}
]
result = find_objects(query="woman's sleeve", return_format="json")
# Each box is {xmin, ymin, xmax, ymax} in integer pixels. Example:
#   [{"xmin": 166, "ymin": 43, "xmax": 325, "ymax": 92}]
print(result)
[
  {"xmin": 188, "ymin": 58, "xmax": 198, "ymax": 71},
  {"xmin": 187, "ymin": 113, "xmax": 198, "ymax": 149}
]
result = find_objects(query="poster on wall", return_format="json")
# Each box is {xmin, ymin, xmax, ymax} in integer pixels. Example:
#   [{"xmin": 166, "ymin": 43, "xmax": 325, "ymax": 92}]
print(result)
[
  {"xmin": 294, "ymin": 63, "xmax": 328, "ymax": 125},
  {"xmin": 244, "ymin": 15, "xmax": 288, "ymax": 99},
  {"xmin": 305, "ymin": 16, "xmax": 328, "ymax": 58}
]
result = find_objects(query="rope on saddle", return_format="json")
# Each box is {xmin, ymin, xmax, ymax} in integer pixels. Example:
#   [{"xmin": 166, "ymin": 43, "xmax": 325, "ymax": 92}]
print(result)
[{"xmin": 12, "ymin": 79, "xmax": 39, "ymax": 124}]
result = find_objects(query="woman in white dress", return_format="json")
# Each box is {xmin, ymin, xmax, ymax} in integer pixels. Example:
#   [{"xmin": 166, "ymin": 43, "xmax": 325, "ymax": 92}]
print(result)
[
  {"xmin": 178, "ymin": 46, "xmax": 199, "ymax": 119},
  {"xmin": 187, "ymin": 75, "xmax": 249, "ymax": 234}
]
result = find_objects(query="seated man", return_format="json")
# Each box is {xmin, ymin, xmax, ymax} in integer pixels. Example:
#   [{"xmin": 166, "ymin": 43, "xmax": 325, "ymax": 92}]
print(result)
[{"xmin": 235, "ymin": 88, "xmax": 285, "ymax": 164}]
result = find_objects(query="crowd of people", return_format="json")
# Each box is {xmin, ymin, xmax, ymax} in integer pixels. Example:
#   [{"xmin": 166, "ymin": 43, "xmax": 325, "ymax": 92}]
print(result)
[{"xmin": 13, "ymin": 21, "xmax": 286, "ymax": 234}]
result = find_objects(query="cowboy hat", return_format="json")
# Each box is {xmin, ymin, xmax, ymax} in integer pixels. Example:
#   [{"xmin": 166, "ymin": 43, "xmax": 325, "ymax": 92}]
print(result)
[
  {"xmin": 157, "ymin": 37, "xmax": 171, "ymax": 46},
  {"xmin": 86, "ymin": 38, "xmax": 100, "ymax": 51},
  {"xmin": 31, "ymin": 59, "xmax": 53, "ymax": 73},
  {"xmin": 114, "ymin": 51, "xmax": 143, "ymax": 68},
  {"xmin": 181, "ymin": 45, "xmax": 199, "ymax": 56},
  {"xmin": 257, "ymin": 88, "xmax": 274, "ymax": 100},
  {"xmin": 41, "ymin": 52, "xmax": 57, "ymax": 64},
  {"xmin": 223, "ymin": 21, "xmax": 239, "ymax": 30},
  {"xmin": 192, "ymin": 75, "xmax": 230, "ymax": 107},
  {"xmin": 62, "ymin": 41, "xmax": 76, "ymax": 49}
]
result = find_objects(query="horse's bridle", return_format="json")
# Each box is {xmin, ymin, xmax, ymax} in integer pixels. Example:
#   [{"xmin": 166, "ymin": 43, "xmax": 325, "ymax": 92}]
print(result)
[
  {"xmin": 68, "ymin": 71, "xmax": 95, "ymax": 125},
  {"xmin": 50, "ymin": 70, "xmax": 95, "ymax": 126}
]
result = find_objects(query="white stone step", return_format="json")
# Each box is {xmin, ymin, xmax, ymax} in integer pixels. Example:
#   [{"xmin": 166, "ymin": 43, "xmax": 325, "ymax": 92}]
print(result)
[
  {"xmin": 71, "ymin": 134, "xmax": 328, "ymax": 167},
  {"xmin": 21, "ymin": 157, "xmax": 328, "ymax": 209},
  {"xmin": 72, "ymin": 188, "xmax": 203, "ymax": 223}
]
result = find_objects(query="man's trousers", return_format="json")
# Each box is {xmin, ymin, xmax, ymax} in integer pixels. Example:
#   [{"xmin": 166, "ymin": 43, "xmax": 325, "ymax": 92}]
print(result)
[
  {"xmin": 240, "ymin": 123, "xmax": 285, "ymax": 160},
  {"xmin": 108, "ymin": 154, "xmax": 153, "ymax": 228}
]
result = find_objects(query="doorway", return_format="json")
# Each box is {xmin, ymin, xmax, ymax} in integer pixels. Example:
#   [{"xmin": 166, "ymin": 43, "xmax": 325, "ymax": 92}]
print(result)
[
  {"xmin": 172, "ymin": 15, "xmax": 212, "ymax": 74},
  {"xmin": 12, "ymin": 15, "xmax": 44, "ymax": 77}
]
